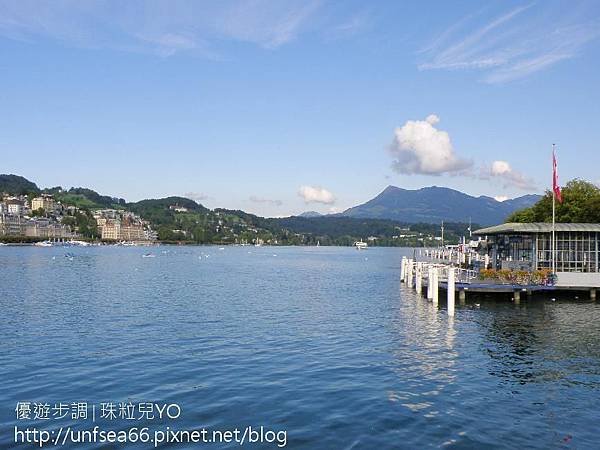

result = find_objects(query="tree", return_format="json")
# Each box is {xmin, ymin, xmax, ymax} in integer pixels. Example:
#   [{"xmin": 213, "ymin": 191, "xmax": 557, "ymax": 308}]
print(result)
[{"xmin": 507, "ymin": 179, "xmax": 600, "ymax": 223}]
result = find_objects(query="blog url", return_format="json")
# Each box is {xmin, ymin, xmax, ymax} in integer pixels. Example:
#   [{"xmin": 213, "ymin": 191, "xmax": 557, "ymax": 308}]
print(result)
[{"xmin": 14, "ymin": 425, "xmax": 287, "ymax": 447}]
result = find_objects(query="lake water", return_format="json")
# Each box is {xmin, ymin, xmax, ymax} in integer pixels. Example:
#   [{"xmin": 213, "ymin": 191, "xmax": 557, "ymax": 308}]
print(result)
[{"xmin": 1, "ymin": 245, "xmax": 600, "ymax": 449}]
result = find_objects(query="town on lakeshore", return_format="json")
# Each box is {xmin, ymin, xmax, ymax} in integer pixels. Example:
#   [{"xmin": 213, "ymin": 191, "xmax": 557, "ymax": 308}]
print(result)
[
  {"xmin": 0, "ymin": 189, "xmax": 448, "ymax": 247},
  {"xmin": 0, "ymin": 192, "xmax": 156, "ymax": 244},
  {"xmin": 0, "ymin": 175, "xmax": 483, "ymax": 247}
]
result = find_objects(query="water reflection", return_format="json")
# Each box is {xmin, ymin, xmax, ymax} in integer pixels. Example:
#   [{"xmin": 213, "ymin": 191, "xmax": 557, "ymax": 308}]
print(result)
[
  {"xmin": 2, "ymin": 246, "xmax": 600, "ymax": 448},
  {"xmin": 473, "ymin": 300, "xmax": 600, "ymax": 388}
]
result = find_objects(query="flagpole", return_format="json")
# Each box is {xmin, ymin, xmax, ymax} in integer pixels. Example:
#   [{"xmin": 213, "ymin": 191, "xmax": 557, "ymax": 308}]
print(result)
[{"xmin": 552, "ymin": 144, "xmax": 556, "ymax": 275}]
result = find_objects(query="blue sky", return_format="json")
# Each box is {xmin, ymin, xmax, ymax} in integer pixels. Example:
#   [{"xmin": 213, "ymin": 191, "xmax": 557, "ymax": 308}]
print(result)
[{"xmin": 1, "ymin": 0, "xmax": 600, "ymax": 216}]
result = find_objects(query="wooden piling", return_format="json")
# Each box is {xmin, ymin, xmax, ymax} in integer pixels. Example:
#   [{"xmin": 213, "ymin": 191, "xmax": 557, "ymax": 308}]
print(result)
[
  {"xmin": 432, "ymin": 268, "xmax": 439, "ymax": 305},
  {"xmin": 400, "ymin": 256, "xmax": 407, "ymax": 282},
  {"xmin": 427, "ymin": 266, "xmax": 433, "ymax": 300},
  {"xmin": 447, "ymin": 268, "xmax": 455, "ymax": 316}
]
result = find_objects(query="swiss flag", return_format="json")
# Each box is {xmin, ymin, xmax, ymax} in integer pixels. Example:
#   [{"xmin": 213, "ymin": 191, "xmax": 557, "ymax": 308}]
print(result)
[{"xmin": 553, "ymin": 149, "xmax": 563, "ymax": 203}]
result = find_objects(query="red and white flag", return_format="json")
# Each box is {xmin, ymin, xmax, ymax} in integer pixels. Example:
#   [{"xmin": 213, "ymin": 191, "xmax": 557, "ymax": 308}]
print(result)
[{"xmin": 553, "ymin": 149, "xmax": 563, "ymax": 203}]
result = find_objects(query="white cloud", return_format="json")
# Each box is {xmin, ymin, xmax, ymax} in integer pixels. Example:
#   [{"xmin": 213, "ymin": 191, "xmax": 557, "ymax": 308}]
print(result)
[
  {"xmin": 298, "ymin": 185, "xmax": 336, "ymax": 204},
  {"xmin": 389, "ymin": 115, "xmax": 472, "ymax": 175},
  {"xmin": 419, "ymin": 4, "xmax": 600, "ymax": 83},
  {"xmin": 184, "ymin": 192, "xmax": 210, "ymax": 202},
  {"xmin": 486, "ymin": 160, "xmax": 537, "ymax": 191},
  {"xmin": 0, "ymin": 0, "xmax": 322, "ymax": 56},
  {"xmin": 491, "ymin": 160, "xmax": 511, "ymax": 175},
  {"xmin": 425, "ymin": 114, "xmax": 440, "ymax": 125},
  {"xmin": 494, "ymin": 195, "xmax": 509, "ymax": 202},
  {"xmin": 249, "ymin": 195, "xmax": 283, "ymax": 206}
]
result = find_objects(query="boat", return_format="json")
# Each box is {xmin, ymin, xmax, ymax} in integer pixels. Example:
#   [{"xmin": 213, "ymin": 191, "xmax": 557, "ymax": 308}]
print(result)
[
  {"xmin": 142, "ymin": 253, "xmax": 155, "ymax": 258},
  {"xmin": 34, "ymin": 241, "xmax": 53, "ymax": 247},
  {"xmin": 68, "ymin": 240, "xmax": 90, "ymax": 247},
  {"xmin": 354, "ymin": 240, "xmax": 368, "ymax": 250}
]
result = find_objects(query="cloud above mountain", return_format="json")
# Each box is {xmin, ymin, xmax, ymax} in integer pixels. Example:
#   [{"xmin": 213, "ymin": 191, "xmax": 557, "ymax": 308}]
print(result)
[
  {"xmin": 298, "ymin": 186, "xmax": 336, "ymax": 204},
  {"xmin": 249, "ymin": 195, "xmax": 283, "ymax": 206},
  {"xmin": 184, "ymin": 191, "xmax": 210, "ymax": 202},
  {"xmin": 388, "ymin": 115, "xmax": 539, "ymax": 193},
  {"xmin": 389, "ymin": 114, "xmax": 473, "ymax": 175},
  {"xmin": 482, "ymin": 160, "xmax": 537, "ymax": 191}
]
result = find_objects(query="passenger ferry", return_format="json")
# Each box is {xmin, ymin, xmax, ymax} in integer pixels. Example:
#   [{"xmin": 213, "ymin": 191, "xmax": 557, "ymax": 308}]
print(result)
[{"xmin": 354, "ymin": 240, "xmax": 368, "ymax": 250}]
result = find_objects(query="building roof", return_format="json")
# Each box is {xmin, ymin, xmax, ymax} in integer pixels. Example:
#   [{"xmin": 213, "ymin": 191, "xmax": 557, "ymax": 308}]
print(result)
[{"xmin": 473, "ymin": 222, "xmax": 600, "ymax": 235}]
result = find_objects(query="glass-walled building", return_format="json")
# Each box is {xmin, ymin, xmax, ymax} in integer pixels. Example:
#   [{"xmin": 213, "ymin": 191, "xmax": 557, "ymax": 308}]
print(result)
[{"xmin": 473, "ymin": 223, "xmax": 600, "ymax": 286}]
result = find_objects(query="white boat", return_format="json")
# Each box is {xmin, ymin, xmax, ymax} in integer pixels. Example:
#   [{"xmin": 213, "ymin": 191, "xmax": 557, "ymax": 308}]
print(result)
[
  {"xmin": 354, "ymin": 240, "xmax": 368, "ymax": 250},
  {"xmin": 68, "ymin": 240, "xmax": 90, "ymax": 246},
  {"xmin": 34, "ymin": 241, "xmax": 53, "ymax": 247}
]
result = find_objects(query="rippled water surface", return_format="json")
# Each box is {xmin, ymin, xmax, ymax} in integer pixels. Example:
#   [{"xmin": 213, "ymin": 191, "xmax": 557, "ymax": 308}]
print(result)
[{"xmin": 2, "ymin": 246, "xmax": 600, "ymax": 449}]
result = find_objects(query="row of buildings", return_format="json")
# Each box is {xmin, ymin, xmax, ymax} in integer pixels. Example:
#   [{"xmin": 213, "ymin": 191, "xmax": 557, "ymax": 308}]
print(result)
[
  {"xmin": 0, "ymin": 194, "xmax": 73, "ymax": 239},
  {"xmin": 0, "ymin": 194, "xmax": 156, "ymax": 242},
  {"xmin": 93, "ymin": 209, "xmax": 157, "ymax": 241}
]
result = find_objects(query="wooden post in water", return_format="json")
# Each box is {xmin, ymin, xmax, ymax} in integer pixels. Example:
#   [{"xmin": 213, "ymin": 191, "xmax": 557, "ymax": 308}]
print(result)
[
  {"xmin": 590, "ymin": 288, "xmax": 596, "ymax": 301},
  {"xmin": 400, "ymin": 256, "xmax": 407, "ymax": 282},
  {"xmin": 427, "ymin": 266, "xmax": 433, "ymax": 300},
  {"xmin": 407, "ymin": 260, "xmax": 414, "ymax": 288},
  {"xmin": 459, "ymin": 288, "xmax": 466, "ymax": 305},
  {"xmin": 432, "ymin": 268, "xmax": 439, "ymax": 305},
  {"xmin": 447, "ymin": 268, "xmax": 455, "ymax": 317},
  {"xmin": 416, "ymin": 263, "xmax": 422, "ymax": 295}
]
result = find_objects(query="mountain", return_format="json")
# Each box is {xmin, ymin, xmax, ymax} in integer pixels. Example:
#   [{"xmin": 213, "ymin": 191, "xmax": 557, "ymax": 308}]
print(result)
[
  {"xmin": 342, "ymin": 186, "xmax": 541, "ymax": 226},
  {"xmin": 297, "ymin": 211, "xmax": 322, "ymax": 218},
  {"xmin": 0, "ymin": 174, "xmax": 40, "ymax": 195}
]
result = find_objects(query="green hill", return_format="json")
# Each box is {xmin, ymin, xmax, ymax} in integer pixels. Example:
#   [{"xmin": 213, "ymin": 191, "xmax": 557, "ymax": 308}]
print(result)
[{"xmin": 0, "ymin": 174, "xmax": 40, "ymax": 195}]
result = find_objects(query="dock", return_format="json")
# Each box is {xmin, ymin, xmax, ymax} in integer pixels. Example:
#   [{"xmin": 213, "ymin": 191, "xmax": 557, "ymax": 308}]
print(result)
[{"xmin": 400, "ymin": 256, "xmax": 599, "ymax": 315}]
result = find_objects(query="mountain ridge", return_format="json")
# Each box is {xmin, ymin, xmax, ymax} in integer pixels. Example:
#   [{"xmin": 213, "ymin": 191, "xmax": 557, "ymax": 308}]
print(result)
[
  {"xmin": 341, "ymin": 185, "xmax": 541, "ymax": 225},
  {"xmin": 0, "ymin": 174, "xmax": 538, "ymax": 227}
]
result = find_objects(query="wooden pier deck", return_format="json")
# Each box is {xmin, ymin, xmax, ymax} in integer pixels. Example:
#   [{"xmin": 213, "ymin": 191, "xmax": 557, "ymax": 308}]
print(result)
[{"xmin": 400, "ymin": 256, "xmax": 599, "ymax": 313}]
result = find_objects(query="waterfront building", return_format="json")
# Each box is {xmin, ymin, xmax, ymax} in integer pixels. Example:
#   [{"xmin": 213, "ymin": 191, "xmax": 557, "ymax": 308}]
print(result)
[
  {"xmin": 94, "ymin": 210, "xmax": 155, "ymax": 241},
  {"xmin": 144, "ymin": 229, "xmax": 158, "ymax": 241},
  {"xmin": 100, "ymin": 219, "xmax": 121, "ymax": 240},
  {"xmin": 121, "ymin": 224, "xmax": 145, "ymax": 241},
  {"xmin": 474, "ymin": 223, "xmax": 600, "ymax": 287},
  {"xmin": 25, "ymin": 218, "xmax": 72, "ymax": 239},
  {"xmin": 0, "ymin": 213, "xmax": 25, "ymax": 236}
]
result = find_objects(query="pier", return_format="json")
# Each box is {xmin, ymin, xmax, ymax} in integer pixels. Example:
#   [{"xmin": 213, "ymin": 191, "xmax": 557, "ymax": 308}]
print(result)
[{"xmin": 400, "ymin": 255, "xmax": 600, "ymax": 314}]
